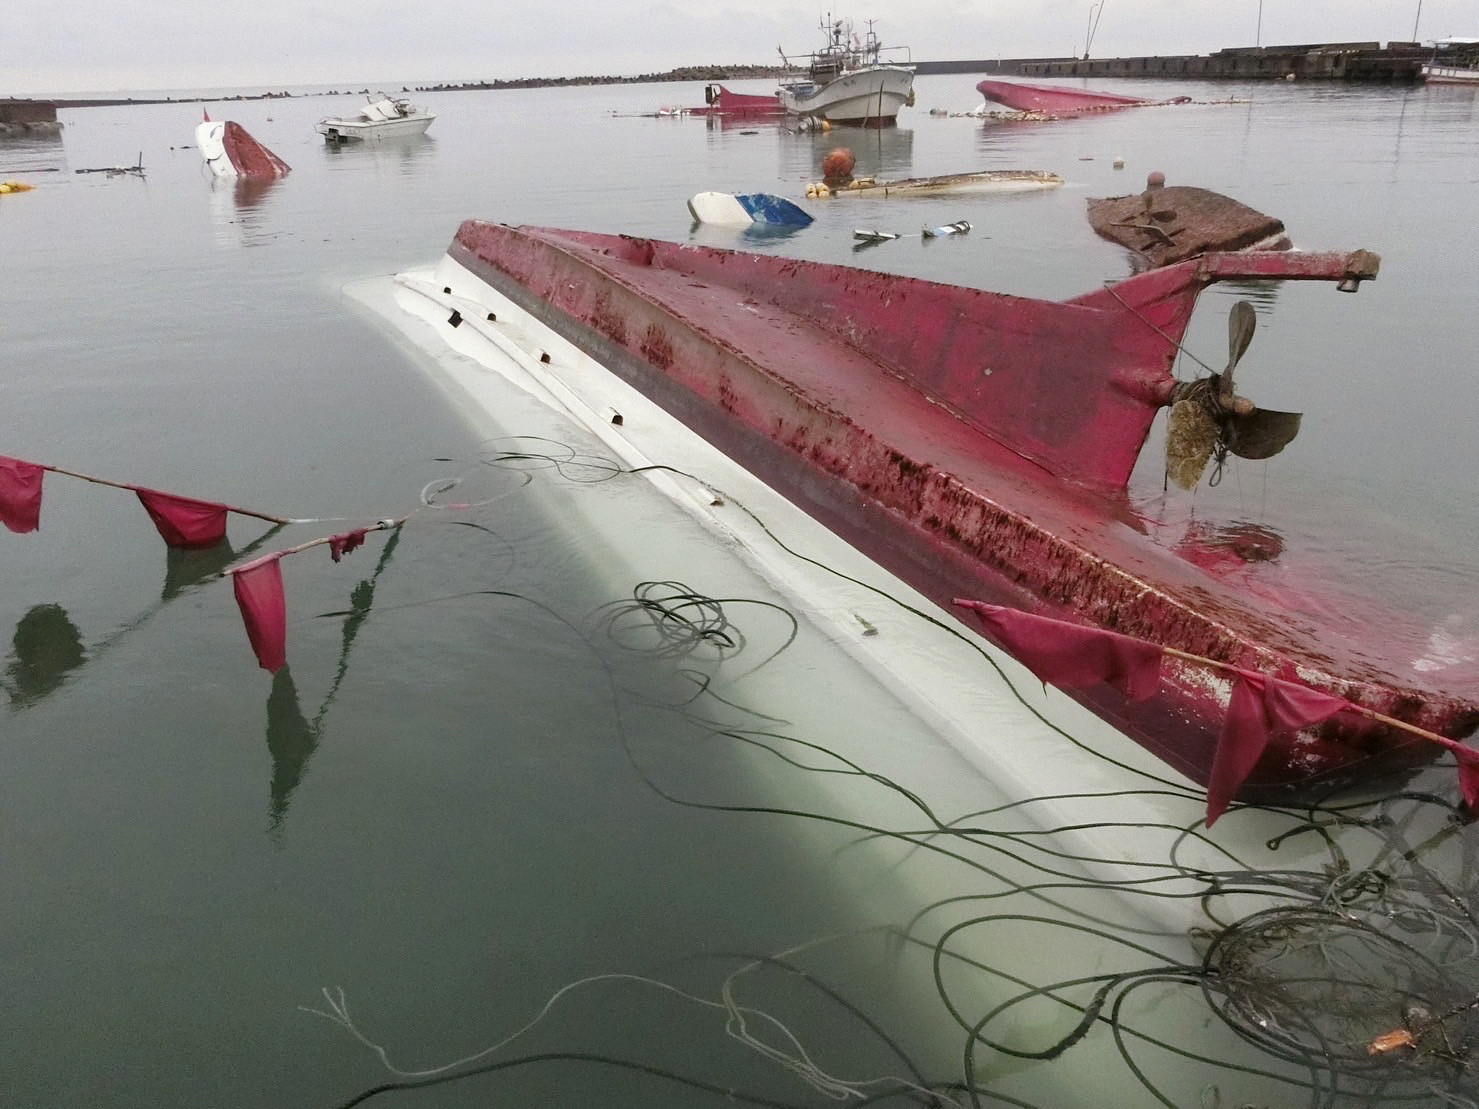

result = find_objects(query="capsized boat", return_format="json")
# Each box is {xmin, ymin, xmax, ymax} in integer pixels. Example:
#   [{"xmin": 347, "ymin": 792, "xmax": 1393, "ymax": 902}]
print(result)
[
  {"xmin": 779, "ymin": 16, "xmax": 915, "ymax": 126},
  {"xmin": 687, "ymin": 191, "xmax": 813, "ymax": 227},
  {"xmin": 1087, "ymin": 177, "xmax": 1292, "ymax": 268},
  {"xmin": 315, "ymin": 96, "xmax": 435, "ymax": 142},
  {"xmin": 699, "ymin": 84, "xmax": 786, "ymax": 116},
  {"xmin": 392, "ymin": 221, "xmax": 1477, "ymax": 804},
  {"xmin": 805, "ymin": 169, "xmax": 1063, "ymax": 198},
  {"xmin": 976, "ymin": 79, "xmax": 1189, "ymax": 117},
  {"xmin": 195, "ymin": 112, "xmax": 290, "ymax": 179}
]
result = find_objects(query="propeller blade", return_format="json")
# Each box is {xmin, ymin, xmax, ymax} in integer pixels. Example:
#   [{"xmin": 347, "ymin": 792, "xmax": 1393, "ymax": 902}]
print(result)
[
  {"xmin": 1220, "ymin": 301, "xmax": 1258, "ymax": 398},
  {"xmin": 1166, "ymin": 399, "xmax": 1219, "ymax": 490},
  {"xmin": 1224, "ymin": 408, "xmax": 1303, "ymax": 460}
]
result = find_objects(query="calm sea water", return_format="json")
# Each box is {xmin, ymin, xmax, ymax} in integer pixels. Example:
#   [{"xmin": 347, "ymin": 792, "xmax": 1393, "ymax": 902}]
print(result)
[{"xmin": 2, "ymin": 76, "xmax": 1478, "ymax": 1107}]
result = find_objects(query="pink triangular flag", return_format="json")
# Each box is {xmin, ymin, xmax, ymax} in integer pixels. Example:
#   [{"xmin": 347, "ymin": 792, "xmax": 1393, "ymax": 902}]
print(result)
[
  {"xmin": 231, "ymin": 553, "xmax": 287, "ymax": 672},
  {"xmin": 955, "ymin": 600, "xmax": 1163, "ymax": 701},
  {"xmin": 0, "ymin": 456, "xmax": 44, "ymax": 533},
  {"xmin": 136, "ymin": 487, "xmax": 230, "ymax": 549},
  {"xmin": 1205, "ymin": 671, "xmax": 1349, "ymax": 826}
]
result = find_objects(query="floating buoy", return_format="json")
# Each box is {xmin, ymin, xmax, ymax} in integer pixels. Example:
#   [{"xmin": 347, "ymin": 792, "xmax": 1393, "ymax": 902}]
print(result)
[
  {"xmin": 0, "ymin": 180, "xmax": 35, "ymax": 193},
  {"xmin": 822, "ymin": 146, "xmax": 856, "ymax": 183}
]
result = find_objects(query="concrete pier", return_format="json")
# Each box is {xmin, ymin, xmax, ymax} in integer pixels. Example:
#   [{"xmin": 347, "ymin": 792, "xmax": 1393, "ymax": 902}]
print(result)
[
  {"xmin": 0, "ymin": 99, "xmax": 62, "ymax": 136},
  {"xmin": 917, "ymin": 41, "xmax": 1458, "ymax": 84}
]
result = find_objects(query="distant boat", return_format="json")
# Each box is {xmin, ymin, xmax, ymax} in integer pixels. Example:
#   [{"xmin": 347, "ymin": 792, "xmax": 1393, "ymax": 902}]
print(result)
[
  {"xmin": 1422, "ymin": 62, "xmax": 1479, "ymax": 84},
  {"xmin": 315, "ymin": 96, "xmax": 435, "ymax": 143},
  {"xmin": 778, "ymin": 16, "xmax": 915, "ymax": 127},
  {"xmin": 976, "ymin": 79, "xmax": 1187, "ymax": 116},
  {"xmin": 195, "ymin": 113, "xmax": 290, "ymax": 180}
]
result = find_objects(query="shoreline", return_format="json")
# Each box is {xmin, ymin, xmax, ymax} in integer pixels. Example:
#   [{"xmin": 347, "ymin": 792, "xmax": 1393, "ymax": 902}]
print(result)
[{"xmin": 24, "ymin": 38, "xmax": 1477, "ymax": 108}]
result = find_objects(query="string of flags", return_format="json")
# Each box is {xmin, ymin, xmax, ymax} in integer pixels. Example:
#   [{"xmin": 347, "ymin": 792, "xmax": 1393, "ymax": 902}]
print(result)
[
  {"xmin": 1, "ymin": 453, "xmax": 395, "ymax": 676},
  {"xmin": 7, "ymin": 451, "xmax": 1473, "ymax": 823},
  {"xmin": 954, "ymin": 599, "xmax": 1479, "ymax": 826}
]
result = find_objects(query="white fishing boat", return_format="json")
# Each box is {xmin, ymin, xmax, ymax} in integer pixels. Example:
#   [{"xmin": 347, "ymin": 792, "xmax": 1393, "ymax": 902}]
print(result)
[
  {"xmin": 778, "ymin": 15, "xmax": 915, "ymax": 126},
  {"xmin": 1422, "ymin": 61, "xmax": 1479, "ymax": 83},
  {"xmin": 314, "ymin": 96, "xmax": 436, "ymax": 143}
]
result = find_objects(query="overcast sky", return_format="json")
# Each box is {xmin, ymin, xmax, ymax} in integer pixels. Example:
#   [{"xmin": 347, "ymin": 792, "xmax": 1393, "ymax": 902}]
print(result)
[{"xmin": 7, "ymin": 0, "xmax": 1478, "ymax": 96}]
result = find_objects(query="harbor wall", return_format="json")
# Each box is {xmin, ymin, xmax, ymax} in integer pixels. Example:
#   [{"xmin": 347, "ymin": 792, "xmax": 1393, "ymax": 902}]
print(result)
[
  {"xmin": 917, "ymin": 41, "xmax": 1450, "ymax": 83},
  {"xmin": 0, "ymin": 99, "xmax": 61, "ymax": 136}
]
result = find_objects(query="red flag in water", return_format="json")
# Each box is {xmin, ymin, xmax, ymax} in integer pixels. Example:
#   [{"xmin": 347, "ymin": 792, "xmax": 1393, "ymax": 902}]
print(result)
[
  {"xmin": 1461, "ymin": 760, "xmax": 1479, "ymax": 811},
  {"xmin": 328, "ymin": 528, "xmax": 369, "ymax": 563},
  {"xmin": 231, "ymin": 553, "xmax": 287, "ymax": 672},
  {"xmin": 0, "ymin": 456, "xmax": 44, "ymax": 533},
  {"xmin": 136, "ymin": 488, "xmax": 230, "ymax": 548},
  {"xmin": 1205, "ymin": 671, "xmax": 1349, "ymax": 826},
  {"xmin": 1398, "ymin": 728, "xmax": 1479, "ymax": 810},
  {"xmin": 954, "ymin": 600, "xmax": 1163, "ymax": 701}
]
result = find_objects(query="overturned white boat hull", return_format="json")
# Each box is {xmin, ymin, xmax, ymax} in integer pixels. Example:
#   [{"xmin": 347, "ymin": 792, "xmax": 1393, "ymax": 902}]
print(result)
[{"xmin": 194, "ymin": 117, "xmax": 291, "ymax": 179}]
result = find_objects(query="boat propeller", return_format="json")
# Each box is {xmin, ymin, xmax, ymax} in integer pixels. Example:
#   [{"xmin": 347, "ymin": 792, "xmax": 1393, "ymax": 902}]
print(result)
[{"xmin": 1165, "ymin": 300, "xmax": 1303, "ymax": 490}]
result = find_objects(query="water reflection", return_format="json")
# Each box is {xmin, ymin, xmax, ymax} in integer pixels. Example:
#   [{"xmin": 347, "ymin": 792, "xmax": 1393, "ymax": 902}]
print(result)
[
  {"xmin": 686, "ymin": 221, "xmax": 812, "ymax": 251},
  {"xmin": 799, "ymin": 125, "xmax": 915, "ymax": 180},
  {"xmin": 265, "ymin": 667, "xmax": 317, "ymax": 831},
  {"xmin": 0, "ymin": 130, "xmax": 67, "ymax": 176},
  {"xmin": 2, "ymin": 604, "xmax": 86, "ymax": 709},
  {"xmin": 319, "ymin": 133, "xmax": 436, "ymax": 171},
  {"xmin": 1173, "ymin": 518, "xmax": 1285, "ymax": 573},
  {"xmin": 264, "ymin": 527, "xmax": 400, "ymax": 833},
  {"xmin": 162, "ymin": 539, "xmax": 243, "ymax": 600},
  {"xmin": 208, "ymin": 175, "xmax": 285, "ymax": 248}
]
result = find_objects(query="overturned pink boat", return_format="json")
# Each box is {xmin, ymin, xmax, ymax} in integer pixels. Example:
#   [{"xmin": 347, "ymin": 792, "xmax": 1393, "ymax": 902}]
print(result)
[
  {"xmin": 430, "ymin": 220, "xmax": 1477, "ymax": 802},
  {"xmin": 697, "ymin": 84, "xmax": 786, "ymax": 117},
  {"xmin": 194, "ymin": 111, "xmax": 290, "ymax": 180},
  {"xmin": 976, "ymin": 78, "xmax": 1188, "ymax": 116}
]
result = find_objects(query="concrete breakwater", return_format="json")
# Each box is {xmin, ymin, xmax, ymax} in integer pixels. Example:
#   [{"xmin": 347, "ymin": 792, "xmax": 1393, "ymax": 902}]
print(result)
[
  {"xmin": 921, "ymin": 40, "xmax": 1460, "ymax": 83},
  {"xmin": 0, "ymin": 99, "xmax": 62, "ymax": 136}
]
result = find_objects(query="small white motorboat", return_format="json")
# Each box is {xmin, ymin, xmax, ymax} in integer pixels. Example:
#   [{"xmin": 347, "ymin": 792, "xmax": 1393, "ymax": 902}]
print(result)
[{"xmin": 315, "ymin": 96, "xmax": 435, "ymax": 143}]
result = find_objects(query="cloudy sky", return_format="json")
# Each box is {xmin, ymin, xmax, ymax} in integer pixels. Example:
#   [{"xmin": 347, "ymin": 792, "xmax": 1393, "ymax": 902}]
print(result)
[{"xmin": 7, "ymin": 0, "xmax": 1477, "ymax": 96}]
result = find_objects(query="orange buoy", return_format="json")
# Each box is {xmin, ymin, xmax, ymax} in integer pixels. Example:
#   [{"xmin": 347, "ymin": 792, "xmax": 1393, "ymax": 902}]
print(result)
[{"xmin": 822, "ymin": 147, "xmax": 855, "ymax": 185}]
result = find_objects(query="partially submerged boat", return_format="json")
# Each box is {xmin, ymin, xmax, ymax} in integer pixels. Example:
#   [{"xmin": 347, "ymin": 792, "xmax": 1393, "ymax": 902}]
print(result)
[
  {"xmin": 805, "ymin": 169, "xmax": 1063, "ymax": 198},
  {"xmin": 779, "ymin": 17, "xmax": 915, "ymax": 126},
  {"xmin": 382, "ymin": 220, "xmax": 1477, "ymax": 804},
  {"xmin": 976, "ymin": 79, "xmax": 1189, "ymax": 117},
  {"xmin": 700, "ymin": 84, "xmax": 786, "ymax": 117},
  {"xmin": 195, "ymin": 112, "xmax": 290, "ymax": 179},
  {"xmin": 1088, "ymin": 178, "xmax": 1291, "ymax": 268},
  {"xmin": 315, "ymin": 96, "xmax": 435, "ymax": 142},
  {"xmin": 687, "ymin": 191, "xmax": 813, "ymax": 227}
]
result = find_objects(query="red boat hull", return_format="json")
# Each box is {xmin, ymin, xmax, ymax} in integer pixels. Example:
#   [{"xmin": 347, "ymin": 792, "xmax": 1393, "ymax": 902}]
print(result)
[
  {"xmin": 977, "ymin": 79, "xmax": 1156, "ymax": 115},
  {"xmin": 444, "ymin": 221, "xmax": 1476, "ymax": 799},
  {"xmin": 222, "ymin": 121, "xmax": 290, "ymax": 179},
  {"xmin": 699, "ymin": 84, "xmax": 786, "ymax": 117}
]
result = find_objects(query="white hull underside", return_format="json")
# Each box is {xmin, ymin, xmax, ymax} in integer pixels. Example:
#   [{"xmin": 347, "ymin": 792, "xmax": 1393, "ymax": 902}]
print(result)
[{"xmin": 780, "ymin": 66, "xmax": 913, "ymax": 123}]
